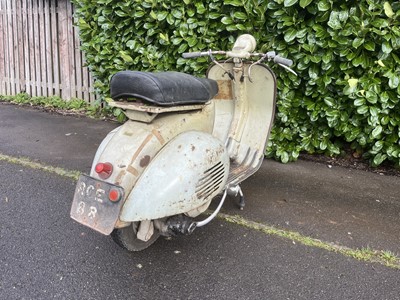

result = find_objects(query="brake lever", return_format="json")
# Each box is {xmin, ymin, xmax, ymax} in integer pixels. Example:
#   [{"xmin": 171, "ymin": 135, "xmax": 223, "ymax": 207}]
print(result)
[
  {"xmin": 278, "ymin": 63, "xmax": 297, "ymax": 76},
  {"xmin": 208, "ymin": 52, "xmax": 235, "ymax": 80},
  {"xmin": 248, "ymin": 53, "xmax": 271, "ymax": 82}
]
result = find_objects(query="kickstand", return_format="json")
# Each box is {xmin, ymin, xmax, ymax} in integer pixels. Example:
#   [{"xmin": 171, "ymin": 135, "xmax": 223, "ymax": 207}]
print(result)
[
  {"xmin": 227, "ymin": 185, "xmax": 246, "ymax": 210},
  {"xmin": 238, "ymin": 187, "xmax": 245, "ymax": 210}
]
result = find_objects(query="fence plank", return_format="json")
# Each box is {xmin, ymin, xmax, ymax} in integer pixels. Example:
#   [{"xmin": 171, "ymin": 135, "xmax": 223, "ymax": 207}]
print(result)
[
  {"xmin": 3, "ymin": 0, "xmax": 8, "ymax": 94},
  {"xmin": 33, "ymin": 0, "xmax": 41, "ymax": 96},
  {"xmin": 2, "ymin": 0, "xmax": 6, "ymax": 95},
  {"xmin": 58, "ymin": 0, "xmax": 70, "ymax": 99},
  {"xmin": 10, "ymin": 0, "xmax": 19, "ymax": 94},
  {"xmin": 5, "ymin": 0, "xmax": 13, "ymax": 94},
  {"xmin": 10, "ymin": 0, "xmax": 16, "ymax": 94},
  {"xmin": 16, "ymin": 0, "xmax": 25, "ymax": 92},
  {"xmin": 0, "ymin": 0, "xmax": 5, "ymax": 95},
  {"xmin": 74, "ymin": 34, "xmax": 83, "ymax": 100},
  {"xmin": 27, "ymin": 0, "xmax": 35, "ymax": 96},
  {"xmin": 38, "ymin": 0, "xmax": 46, "ymax": 96},
  {"xmin": 50, "ymin": 0, "xmax": 60, "ymax": 96},
  {"xmin": 88, "ymin": 69, "xmax": 95, "ymax": 103},
  {"xmin": 82, "ymin": 54, "xmax": 90, "ymax": 102},
  {"xmin": 66, "ymin": 0, "xmax": 75, "ymax": 99},
  {"xmin": 22, "ymin": 0, "xmax": 30, "ymax": 94},
  {"xmin": 44, "ymin": 0, "xmax": 52, "ymax": 96},
  {"xmin": 72, "ymin": 4, "xmax": 84, "ymax": 100}
]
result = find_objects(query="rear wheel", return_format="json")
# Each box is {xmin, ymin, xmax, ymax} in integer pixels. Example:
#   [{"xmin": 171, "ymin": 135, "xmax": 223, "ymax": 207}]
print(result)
[{"xmin": 111, "ymin": 222, "xmax": 160, "ymax": 252}]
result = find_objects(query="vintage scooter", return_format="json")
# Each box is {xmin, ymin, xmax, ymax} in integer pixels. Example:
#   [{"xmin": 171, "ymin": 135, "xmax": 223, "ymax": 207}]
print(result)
[{"xmin": 70, "ymin": 34, "xmax": 294, "ymax": 251}]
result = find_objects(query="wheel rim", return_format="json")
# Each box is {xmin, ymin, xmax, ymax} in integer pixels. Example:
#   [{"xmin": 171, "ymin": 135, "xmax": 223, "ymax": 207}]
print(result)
[{"xmin": 111, "ymin": 221, "xmax": 160, "ymax": 252}]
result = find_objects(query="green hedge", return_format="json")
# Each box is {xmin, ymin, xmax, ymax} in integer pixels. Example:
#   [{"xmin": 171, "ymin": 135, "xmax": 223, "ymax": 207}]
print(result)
[{"xmin": 73, "ymin": 0, "xmax": 400, "ymax": 166}]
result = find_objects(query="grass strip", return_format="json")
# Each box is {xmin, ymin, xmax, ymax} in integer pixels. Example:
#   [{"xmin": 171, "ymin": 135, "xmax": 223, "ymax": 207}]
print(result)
[
  {"xmin": 0, "ymin": 153, "xmax": 80, "ymax": 181},
  {"xmin": 218, "ymin": 213, "xmax": 400, "ymax": 269},
  {"xmin": 0, "ymin": 94, "xmax": 116, "ymax": 121}
]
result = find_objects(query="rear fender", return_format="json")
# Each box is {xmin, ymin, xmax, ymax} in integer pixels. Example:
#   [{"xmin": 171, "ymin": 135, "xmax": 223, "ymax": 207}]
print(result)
[
  {"xmin": 120, "ymin": 131, "xmax": 229, "ymax": 222},
  {"xmin": 90, "ymin": 104, "xmax": 215, "ymax": 198}
]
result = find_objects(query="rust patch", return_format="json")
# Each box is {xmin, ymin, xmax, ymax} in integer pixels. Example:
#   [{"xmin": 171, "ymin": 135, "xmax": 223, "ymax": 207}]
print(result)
[
  {"xmin": 140, "ymin": 155, "xmax": 151, "ymax": 168},
  {"xmin": 152, "ymin": 129, "xmax": 165, "ymax": 145},
  {"xmin": 127, "ymin": 165, "xmax": 139, "ymax": 177},
  {"xmin": 215, "ymin": 80, "xmax": 233, "ymax": 100},
  {"xmin": 115, "ymin": 170, "xmax": 127, "ymax": 185},
  {"xmin": 117, "ymin": 129, "xmax": 163, "ymax": 184},
  {"xmin": 123, "ymin": 131, "xmax": 133, "ymax": 136},
  {"xmin": 129, "ymin": 133, "xmax": 153, "ymax": 166}
]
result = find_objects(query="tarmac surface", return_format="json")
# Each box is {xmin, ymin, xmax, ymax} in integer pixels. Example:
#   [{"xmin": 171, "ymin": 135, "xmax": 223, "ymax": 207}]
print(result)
[{"xmin": 0, "ymin": 102, "xmax": 399, "ymax": 299}]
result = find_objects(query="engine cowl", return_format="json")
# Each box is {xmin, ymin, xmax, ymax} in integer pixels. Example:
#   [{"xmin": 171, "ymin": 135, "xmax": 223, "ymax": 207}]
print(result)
[{"xmin": 120, "ymin": 131, "xmax": 230, "ymax": 222}]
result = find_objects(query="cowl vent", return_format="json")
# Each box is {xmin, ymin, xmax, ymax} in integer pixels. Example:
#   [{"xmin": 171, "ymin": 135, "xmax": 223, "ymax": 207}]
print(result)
[{"xmin": 195, "ymin": 161, "xmax": 225, "ymax": 200}]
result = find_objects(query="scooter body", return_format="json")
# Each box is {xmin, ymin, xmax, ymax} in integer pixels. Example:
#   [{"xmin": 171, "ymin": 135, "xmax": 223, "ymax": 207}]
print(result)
[{"xmin": 70, "ymin": 34, "xmax": 290, "ymax": 251}]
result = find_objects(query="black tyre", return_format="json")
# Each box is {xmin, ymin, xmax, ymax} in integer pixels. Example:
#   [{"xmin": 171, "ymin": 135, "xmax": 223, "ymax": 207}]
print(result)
[{"xmin": 111, "ymin": 222, "xmax": 160, "ymax": 252}]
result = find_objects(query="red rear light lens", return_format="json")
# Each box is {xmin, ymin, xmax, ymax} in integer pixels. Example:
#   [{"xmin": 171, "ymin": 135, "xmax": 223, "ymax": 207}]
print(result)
[
  {"xmin": 109, "ymin": 189, "xmax": 121, "ymax": 202},
  {"xmin": 95, "ymin": 162, "xmax": 113, "ymax": 179}
]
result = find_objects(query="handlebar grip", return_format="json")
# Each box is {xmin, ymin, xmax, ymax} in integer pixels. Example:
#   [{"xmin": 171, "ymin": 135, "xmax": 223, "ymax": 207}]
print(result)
[
  {"xmin": 274, "ymin": 56, "xmax": 293, "ymax": 67},
  {"xmin": 182, "ymin": 52, "xmax": 205, "ymax": 59}
]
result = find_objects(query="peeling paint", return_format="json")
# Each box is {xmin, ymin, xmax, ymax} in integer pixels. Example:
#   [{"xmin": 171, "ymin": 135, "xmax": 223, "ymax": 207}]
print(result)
[
  {"xmin": 215, "ymin": 80, "xmax": 233, "ymax": 100},
  {"xmin": 140, "ymin": 155, "xmax": 151, "ymax": 168}
]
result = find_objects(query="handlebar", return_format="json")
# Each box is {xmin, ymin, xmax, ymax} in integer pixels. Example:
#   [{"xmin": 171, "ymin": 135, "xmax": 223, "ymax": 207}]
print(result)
[
  {"xmin": 273, "ymin": 56, "xmax": 293, "ymax": 67},
  {"xmin": 182, "ymin": 50, "xmax": 293, "ymax": 67},
  {"xmin": 182, "ymin": 52, "xmax": 208, "ymax": 59}
]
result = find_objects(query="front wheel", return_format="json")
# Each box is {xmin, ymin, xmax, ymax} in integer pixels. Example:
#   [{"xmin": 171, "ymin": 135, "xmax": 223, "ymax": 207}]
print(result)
[{"xmin": 111, "ymin": 222, "xmax": 160, "ymax": 252}]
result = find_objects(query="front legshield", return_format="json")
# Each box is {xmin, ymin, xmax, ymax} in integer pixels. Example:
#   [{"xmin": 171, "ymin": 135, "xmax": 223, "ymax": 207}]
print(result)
[{"xmin": 120, "ymin": 131, "xmax": 229, "ymax": 222}]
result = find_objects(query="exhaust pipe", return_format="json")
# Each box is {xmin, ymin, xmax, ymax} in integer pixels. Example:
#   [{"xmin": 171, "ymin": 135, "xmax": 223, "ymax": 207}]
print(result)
[
  {"xmin": 154, "ymin": 215, "xmax": 196, "ymax": 236},
  {"xmin": 154, "ymin": 189, "xmax": 228, "ymax": 236}
]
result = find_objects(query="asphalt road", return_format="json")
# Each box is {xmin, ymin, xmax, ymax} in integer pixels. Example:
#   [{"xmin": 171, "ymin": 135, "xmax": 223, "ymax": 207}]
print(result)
[
  {"xmin": 1, "ymin": 162, "xmax": 400, "ymax": 300},
  {"xmin": 0, "ymin": 103, "xmax": 400, "ymax": 299}
]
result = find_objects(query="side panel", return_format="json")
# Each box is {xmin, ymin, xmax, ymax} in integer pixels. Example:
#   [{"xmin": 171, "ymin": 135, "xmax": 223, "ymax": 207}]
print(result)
[
  {"xmin": 231, "ymin": 64, "xmax": 277, "ymax": 168},
  {"xmin": 120, "ymin": 131, "xmax": 230, "ymax": 222},
  {"xmin": 208, "ymin": 62, "xmax": 277, "ymax": 184}
]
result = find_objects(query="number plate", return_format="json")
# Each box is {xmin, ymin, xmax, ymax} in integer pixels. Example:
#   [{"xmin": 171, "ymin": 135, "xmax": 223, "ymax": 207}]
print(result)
[{"xmin": 70, "ymin": 174, "xmax": 125, "ymax": 235}]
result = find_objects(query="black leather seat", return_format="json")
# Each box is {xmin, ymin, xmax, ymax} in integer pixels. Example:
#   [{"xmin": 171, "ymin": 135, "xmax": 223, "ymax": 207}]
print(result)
[{"xmin": 110, "ymin": 71, "xmax": 218, "ymax": 106}]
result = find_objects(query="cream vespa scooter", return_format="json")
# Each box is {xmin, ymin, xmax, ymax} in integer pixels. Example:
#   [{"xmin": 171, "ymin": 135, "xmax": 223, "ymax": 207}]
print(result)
[{"xmin": 70, "ymin": 34, "xmax": 294, "ymax": 251}]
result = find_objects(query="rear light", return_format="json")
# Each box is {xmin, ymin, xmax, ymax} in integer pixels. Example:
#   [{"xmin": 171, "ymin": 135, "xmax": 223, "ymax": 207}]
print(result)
[
  {"xmin": 95, "ymin": 162, "xmax": 113, "ymax": 179},
  {"xmin": 109, "ymin": 188, "xmax": 121, "ymax": 202}
]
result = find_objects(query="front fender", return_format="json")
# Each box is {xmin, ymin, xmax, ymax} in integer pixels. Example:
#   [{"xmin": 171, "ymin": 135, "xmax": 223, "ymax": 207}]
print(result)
[{"xmin": 120, "ymin": 131, "xmax": 230, "ymax": 222}]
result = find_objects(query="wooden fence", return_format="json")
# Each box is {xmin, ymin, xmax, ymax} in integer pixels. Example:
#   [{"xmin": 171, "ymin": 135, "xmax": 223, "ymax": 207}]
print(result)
[{"xmin": 0, "ymin": 0, "xmax": 96, "ymax": 102}]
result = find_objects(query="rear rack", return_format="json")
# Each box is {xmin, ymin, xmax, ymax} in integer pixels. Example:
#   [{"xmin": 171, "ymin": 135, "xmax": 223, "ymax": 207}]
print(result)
[{"xmin": 109, "ymin": 100, "xmax": 208, "ymax": 122}]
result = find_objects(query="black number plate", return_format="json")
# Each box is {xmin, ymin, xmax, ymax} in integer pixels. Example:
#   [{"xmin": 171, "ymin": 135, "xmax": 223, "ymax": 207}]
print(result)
[{"xmin": 70, "ymin": 174, "xmax": 125, "ymax": 235}]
